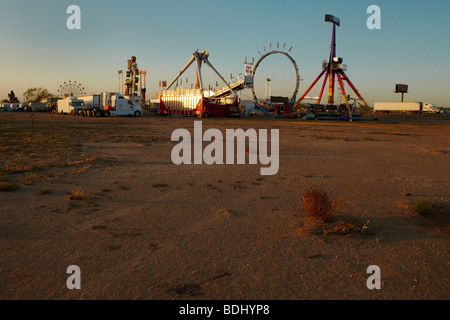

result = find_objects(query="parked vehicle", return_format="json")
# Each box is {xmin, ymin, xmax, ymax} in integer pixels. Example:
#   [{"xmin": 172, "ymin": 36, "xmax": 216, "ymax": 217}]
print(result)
[
  {"xmin": 373, "ymin": 102, "xmax": 439, "ymax": 114},
  {"xmin": 57, "ymin": 97, "xmax": 85, "ymax": 114},
  {"xmin": 18, "ymin": 103, "xmax": 29, "ymax": 111},
  {"xmin": 1, "ymin": 103, "xmax": 11, "ymax": 111},
  {"xmin": 30, "ymin": 102, "xmax": 48, "ymax": 112},
  {"xmin": 77, "ymin": 92, "xmax": 142, "ymax": 117},
  {"xmin": 9, "ymin": 103, "xmax": 21, "ymax": 111}
]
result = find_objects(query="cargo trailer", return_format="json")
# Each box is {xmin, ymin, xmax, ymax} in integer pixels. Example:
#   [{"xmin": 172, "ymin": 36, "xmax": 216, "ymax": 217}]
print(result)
[
  {"xmin": 76, "ymin": 92, "xmax": 142, "ymax": 117},
  {"xmin": 57, "ymin": 97, "xmax": 85, "ymax": 114},
  {"xmin": 373, "ymin": 102, "xmax": 439, "ymax": 114}
]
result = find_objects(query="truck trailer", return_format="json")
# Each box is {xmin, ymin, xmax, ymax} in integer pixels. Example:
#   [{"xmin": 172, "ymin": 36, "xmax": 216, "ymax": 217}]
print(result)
[
  {"xmin": 373, "ymin": 102, "xmax": 439, "ymax": 114},
  {"xmin": 76, "ymin": 92, "xmax": 142, "ymax": 117},
  {"xmin": 57, "ymin": 97, "xmax": 85, "ymax": 114}
]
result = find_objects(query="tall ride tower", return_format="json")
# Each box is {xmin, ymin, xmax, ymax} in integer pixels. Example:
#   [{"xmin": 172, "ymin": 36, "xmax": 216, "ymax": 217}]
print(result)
[
  {"xmin": 294, "ymin": 15, "xmax": 374, "ymax": 119},
  {"xmin": 125, "ymin": 56, "xmax": 139, "ymax": 97}
]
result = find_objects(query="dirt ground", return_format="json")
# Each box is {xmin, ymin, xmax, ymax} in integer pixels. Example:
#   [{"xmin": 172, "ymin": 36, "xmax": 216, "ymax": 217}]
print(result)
[{"xmin": 0, "ymin": 112, "xmax": 449, "ymax": 300}]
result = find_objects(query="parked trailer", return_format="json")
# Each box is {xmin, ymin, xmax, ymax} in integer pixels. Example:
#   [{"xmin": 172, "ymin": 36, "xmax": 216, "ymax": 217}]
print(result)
[
  {"xmin": 373, "ymin": 102, "xmax": 439, "ymax": 114},
  {"xmin": 1, "ymin": 103, "xmax": 11, "ymax": 111},
  {"xmin": 76, "ymin": 92, "xmax": 142, "ymax": 117},
  {"xmin": 30, "ymin": 102, "xmax": 48, "ymax": 112},
  {"xmin": 57, "ymin": 97, "xmax": 85, "ymax": 114},
  {"xmin": 76, "ymin": 95, "xmax": 101, "ymax": 108},
  {"xmin": 10, "ymin": 103, "xmax": 21, "ymax": 111},
  {"xmin": 0, "ymin": 103, "xmax": 21, "ymax": 111},
  {"xmin": 76, "ymin": 95, "xmax": 102, "ymax": 117},
  {"xmin": 18, "ymin": 103, "xmax": 29, "ymax": 111}
]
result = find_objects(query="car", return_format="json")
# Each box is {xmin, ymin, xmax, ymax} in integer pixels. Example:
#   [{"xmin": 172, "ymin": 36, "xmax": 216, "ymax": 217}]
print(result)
[{"xmin": 0, "ymin": 107, "xmax": 8, "ymax": 112}]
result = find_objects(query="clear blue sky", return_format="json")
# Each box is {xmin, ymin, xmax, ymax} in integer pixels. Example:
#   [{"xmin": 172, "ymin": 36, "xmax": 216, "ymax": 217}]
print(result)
[{"xmin": 1, "ymin": 0, "xmax": 449, "ymax": 107}]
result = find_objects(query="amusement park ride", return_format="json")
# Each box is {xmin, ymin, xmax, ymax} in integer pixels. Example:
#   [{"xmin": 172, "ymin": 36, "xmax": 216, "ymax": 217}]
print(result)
[
  {"xmin": 117, "ymin": 56, "xmax": 147, "ymax": 104},
  {"xmin": 57, "ymin": 81, "xmax": 86, "ymax": 98},
  {"xmin": 53, "ymin": 15, "xmax": 372, "ymax": 120},
  {"xmin": 292, "ymin": 14, "xmax": 375, "ymax": 120},
  {"xmin": 124, "ymin": 56, "xmax": 147, "ymax": 104},
  {"xmin": 158, "ymin": 50, "xmax": 246, "ymax": 117},
  {"xmin": 155, "ymin": 14, "xmax": 373, "ymax": 120},
  {"xmin": 250, "ymin": 48, "xmax": 300, "ymax": 115}
]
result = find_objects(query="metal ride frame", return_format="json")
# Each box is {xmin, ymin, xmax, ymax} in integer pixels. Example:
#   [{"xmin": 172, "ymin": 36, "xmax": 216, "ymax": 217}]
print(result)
[
  {"xmin": 292, "ymin": 15, "xmax": 375, "ymax": 120},
  {"xmin": 162, "ymin": 50, "xmax": 237, "ymax": 98},
  {"xmin": 251, "ymin": 50, "xmax": 300, "ymax": 110},
  {"xmin": 160, "ymin": 50, "xmax": 240, "ymax": 117}
]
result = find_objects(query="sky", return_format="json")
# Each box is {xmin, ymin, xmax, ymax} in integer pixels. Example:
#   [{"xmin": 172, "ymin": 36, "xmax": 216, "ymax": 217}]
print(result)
[{"xmin": 0, "ymin": 0, "xmax": 449, "ymax": 107}]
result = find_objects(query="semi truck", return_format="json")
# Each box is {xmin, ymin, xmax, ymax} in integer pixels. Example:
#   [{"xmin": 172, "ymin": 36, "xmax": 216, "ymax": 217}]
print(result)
[
  {"xmin": 373, "ymin": 102, "xmax": 439, "ymax": 114},
  {"xmin": 77, "ymin": 92, "xmax": 142, "ymax": 117}
]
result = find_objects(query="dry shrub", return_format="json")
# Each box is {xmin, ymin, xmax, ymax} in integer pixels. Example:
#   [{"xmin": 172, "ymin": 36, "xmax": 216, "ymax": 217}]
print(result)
[
  {"xmin": 414, "ymin": 198, "xmax": 431, "ymax": 216},
  {"xmin": 67, "ymin": 189, "xmax": 89, "ymax": 201},
  {"xmin": 302, "ymin": 188, "xmax": 336, "ymax": 222}
]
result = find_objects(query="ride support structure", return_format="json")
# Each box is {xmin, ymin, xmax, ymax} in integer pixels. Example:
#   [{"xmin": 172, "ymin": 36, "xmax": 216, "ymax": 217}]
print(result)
[
  {"xmin": 293, "ymin": 15, "xmax": 375, "ymax": 120},
  {"xmin": 159, "ymin": 50, "xmax": 242, "ymax": 118},
  {"xmin": 139, "ymin": 70, "xmax": 147, "ymax": 104}
]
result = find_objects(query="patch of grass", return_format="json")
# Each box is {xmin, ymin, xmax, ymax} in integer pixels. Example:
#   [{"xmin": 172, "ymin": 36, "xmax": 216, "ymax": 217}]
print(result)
[
  {"xmin": 107, "ymin": 135, "xmax": 171, "ymax": 145},
  {"xmin": 364, "ymin": 131, "xmax": 411, "ymax": 136},
  {"xmin": 37, "ymin": 189, "xmax": 52, "ymax": 196},
  {"xmin": 0, "ymin": 183, "xmax": 20, "ymax": 192},
  {"xmin": 302, "ymin": 188, "xmax": 336, "ymax": 222},
  {"xmin": 152, "ymin": 183, "xmax": 169, "ymax": 188},
  {"xmin": 309, "ymin": 135, "xmax": 331, "ymax": 140},
  {"xmin": 71, "ymin": 165, "xmax": 92, "ymax": 175},
  {"xmin": 414, "ymin": 198, "xmax": 431, "ymax": 216},
  {"xmin": 21, "ymin": 172, "xmax": 40, "ymax": 186},
  {"xmin": 66, "ymin": 189, "xmax": 89, "ymax": 201},
  {"xmin": 426, "ymin": 149, "xmax": 449, "ymax": 155}
]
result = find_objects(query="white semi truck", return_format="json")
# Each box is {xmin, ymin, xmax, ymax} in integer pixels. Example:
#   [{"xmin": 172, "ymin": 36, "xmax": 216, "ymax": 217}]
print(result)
[
  {"xmin": 77, "ymin": 92, "xmax": 142, "ymax": 117},
  {"xmin": 373, "ymin": 102, "xmax": 439, "ymax": 114}
]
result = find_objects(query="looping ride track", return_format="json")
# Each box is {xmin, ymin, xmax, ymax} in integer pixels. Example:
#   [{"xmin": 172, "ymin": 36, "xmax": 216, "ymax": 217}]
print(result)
[{"xmin": 251, "ymin": 50, "xmax": 301, "ymax": 107}]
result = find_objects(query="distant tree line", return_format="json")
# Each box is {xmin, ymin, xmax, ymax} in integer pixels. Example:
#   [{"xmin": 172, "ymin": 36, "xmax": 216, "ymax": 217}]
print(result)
[
  {"xmin": 23, "ymin": 88, "xmax": 52, "ymax": 103},
  {"xmin": 1, "ymin": 88, "xmax": 54, "ymax": 104}
]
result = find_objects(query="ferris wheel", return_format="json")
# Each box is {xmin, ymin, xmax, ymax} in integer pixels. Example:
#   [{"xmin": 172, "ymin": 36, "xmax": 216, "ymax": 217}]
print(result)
[{"xmin": 57, "ymin": 81, "xmax": 86, "ymax": 98}]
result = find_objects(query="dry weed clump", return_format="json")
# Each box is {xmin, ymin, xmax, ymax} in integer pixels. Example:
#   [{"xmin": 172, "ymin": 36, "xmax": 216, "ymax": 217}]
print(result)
[
  {"xmin": 66, "ymin": 189, "xmax": 90, "ymax": 201},
  {"xmin": 302, "ymin": 188, "xmax": 336, "ymax": 222},
  {"xmin": 414, "ymin": 198, "xmax": 431, "ymax": 216}
]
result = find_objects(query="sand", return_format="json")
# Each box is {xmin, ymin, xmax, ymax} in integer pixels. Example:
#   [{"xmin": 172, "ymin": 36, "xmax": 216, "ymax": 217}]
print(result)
[{"xmin": 0, "ymin": 112, "xmax": 448, "ymax": 300}]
